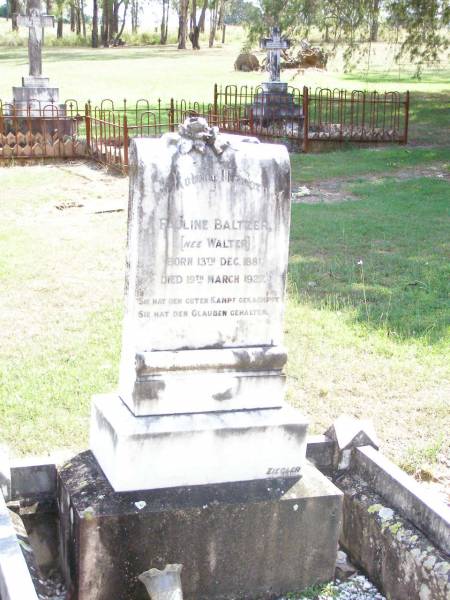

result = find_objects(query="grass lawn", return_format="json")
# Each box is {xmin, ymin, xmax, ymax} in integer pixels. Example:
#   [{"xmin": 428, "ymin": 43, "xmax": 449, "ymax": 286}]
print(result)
[{"xmin": 0, "ymin": 31, "xmax": 449, "ymax": 486}]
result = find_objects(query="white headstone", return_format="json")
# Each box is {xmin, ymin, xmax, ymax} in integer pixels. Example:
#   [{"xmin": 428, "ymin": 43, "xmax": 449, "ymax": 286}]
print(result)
[{"xmin": 90, "ymin": 118, "xmax": 308, "ymax": 491}]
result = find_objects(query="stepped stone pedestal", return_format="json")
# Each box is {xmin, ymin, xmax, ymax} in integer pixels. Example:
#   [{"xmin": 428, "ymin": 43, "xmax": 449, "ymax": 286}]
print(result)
[
  {"xmin": 59, "ymin": 452, "xmax": 342, "ymax": 600},
  {"xmin": 7, "ymin": 0, "xmax": 75, "ymax": 135},
  {"xmin": 252, "ymin": 82, "xmax": 302, "ymax": 125}
]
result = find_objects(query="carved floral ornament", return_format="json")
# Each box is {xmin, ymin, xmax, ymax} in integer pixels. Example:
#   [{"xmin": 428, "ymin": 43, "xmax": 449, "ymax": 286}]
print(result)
[{"xmin": 169, "ymin": 117, "xmax": 259, "ymax": 155}]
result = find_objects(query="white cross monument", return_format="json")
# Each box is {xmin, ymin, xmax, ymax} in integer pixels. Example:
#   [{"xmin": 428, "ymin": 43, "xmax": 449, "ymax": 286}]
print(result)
[
  {"xmin": 260, "ymin": 26, "xmax": 290, "ymax": 83},
  {"xmin": 17, "ymin": 0, "xmax": 54, "ymax": 80},
  {"xmin": 12, "ymin": 0, "xmax": 62, "ymax": 115}
]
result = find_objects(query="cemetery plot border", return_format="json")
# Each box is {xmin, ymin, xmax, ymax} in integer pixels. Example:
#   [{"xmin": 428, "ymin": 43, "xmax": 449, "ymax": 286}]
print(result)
[
  {"xmin": 0, "ymin": 84, "xmax": 410, "ymax": 171},
  {"xmin": 214, "ymin": 84, "xmax": 410, "ymax": 151},
  {"xmin": 0, "ymin": 99, "xmax": 86, "ymax": 159}
]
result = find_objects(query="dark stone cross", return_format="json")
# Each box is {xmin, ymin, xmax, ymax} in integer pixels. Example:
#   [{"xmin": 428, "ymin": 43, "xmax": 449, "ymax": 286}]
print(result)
[
  {"xmin": 17, "ymin": 0, "xmax": 54, "ymax": 77},
  {"xmin": 260, "ymin": 27, "xmax": 290, "ymax": 82}
]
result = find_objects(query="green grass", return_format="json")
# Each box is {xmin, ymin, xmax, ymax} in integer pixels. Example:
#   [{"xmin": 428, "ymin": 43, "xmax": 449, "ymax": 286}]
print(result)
[
  {"xmin": 0, "ymin": 303, "xmax": 122, "ymax": 453},
  {"xmin": 289, "ymin": 177, "xmax": 449, "ymax": 344},
  {"xmin": 286, "ymin": 175, "xmax": 449, "ymax": 468},
  {"xmin": 291, "ymin": 145, "xmax": 450, "ymax": 183}
]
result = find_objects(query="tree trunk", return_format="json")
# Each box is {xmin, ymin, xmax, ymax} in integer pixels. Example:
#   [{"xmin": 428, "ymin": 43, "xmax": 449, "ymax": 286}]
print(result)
[
  {"xmin": 217, "ymin": 0, "xmax": 225, "ymax": 43},
  {"xmin": 92, "ymin": 0, "xmax": 99, "ymax": 46},
  {"xmin": 131, "ymin": 0, "xmax": 138, "ymax": 33},
  {"xmin": 208, "ymin": 0, "xmax": 218, "ymax": 48},
  {"xmin": 70, "ymin": 2, "xmax": 75, "ymax": 31},
  {"xmin": 57, "ymin": 16, "xmax": 63, "ymax": 37},
  {"xmin": 75, "ymin": 0, "xmax": 81, "ymax": 35},
  {"xmin": 217, "ymin": 0, "xmax": 224, "ymax": 29},
  {"xmin": 177, "ymin": 0, "xmax": 188, "ymax": 49},
  {"xmin": 160, "ymin": 0, "xmax": 169, "ymax": 43},
  {"xmin": 112, "ymin": 0, "xmax": 120, "ymax": 35},
  {"xmin": 189, "ymin": 0, "xmax": 200, "ymax": 49},
  {"xmin": 221, "ymin": 22, "xmax": 226, "ymax": 43},
  {"xmin": 189, "ymin": 26, "xmax": 200, "ymax": 49},
  {"xmin": 370, "ymin": 0, "xmax": 380, "ymax": 42},
  {"xmin": 46, "ymin": 0, "xmax": 53, "ymax": 13},
  {"xmin": 115, "ymin": 0, "xmax": 128, "ymax": 41},
  {"xmin": 109, "ymin": 0, "xmax": 116, "ymax": 36},
  {"xmin": 80, "ymin": 0, "xmax": 86, "ymax": 37},
  {"xmin": 10, "ymin": 0, "xmax": 18, "ymax": 30},
  {"xmin": 101, "ymin": 0, "xmax": 109, "ymax": 45},
  {"xmin": 197, "ymin": 0, "xmax": 207, "ymax": 32}
]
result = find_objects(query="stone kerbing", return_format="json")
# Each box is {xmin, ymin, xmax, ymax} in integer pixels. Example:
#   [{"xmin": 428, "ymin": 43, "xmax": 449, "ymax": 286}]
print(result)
[
  {"xmin": 338, "ymin": 471, "xmax": 450, "ymax": 600},
  {"xmin": 0, "ymin": 491, "xmax": 39, "ymax": 600},
  {"xmin": 352, "ymin": 445, "xmax": 450, "ymax": 556}
]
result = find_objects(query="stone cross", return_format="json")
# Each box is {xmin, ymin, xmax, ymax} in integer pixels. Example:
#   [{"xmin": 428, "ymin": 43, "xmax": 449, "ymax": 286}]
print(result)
[
  {"xmin": 17, "ymin": 0, "xmax": 54, "ymax": 77},
  {"xmin": 260, "ymin": 26, "xmax": 290, "ymax": 82}
]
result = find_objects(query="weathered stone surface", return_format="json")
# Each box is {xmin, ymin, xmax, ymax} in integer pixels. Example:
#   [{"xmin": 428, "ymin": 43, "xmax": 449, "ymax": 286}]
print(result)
[
  {"xmin": 58, "ymin": 451, "xmax": 343, "ymax": 600},
  {"xmin": 338, "ymin": 472, "xmax": 450, "ymax": 600},
  {"xmin": 0, "ymin": 491, "xmax": 39, "ymax": 600},
  {"xmin": 118, "ymin": 120, "xmax": 295, "ymax": 417},
  {"xmin": 10, "ymin": 1, "xmax": 65, "ymax": 119},
  {"xmin": 10, "ymin": 459, "xmax": 56, "ymax": 501},
  {"xmin": 90, "ymin": 393, "xmax": 308, "ymax": 491},
  {"xmin": 121, "ymin": 346, "xmax": 288, "ymax": 416},
  {"xmin": 352, "ymin": 445, "xmax": 450, "ymax": 556},
  {"xmin": 325, "ymin": 416, "xmax": 379, "ymax": 471},
  {"xmin": 90, "ymin": 119, "xmax": 309, "ymax": 491},
  {"xmin": 17, "ymin": 0, "xmax": 53, "ymax": 77},
  {"xmin": 121, "ymin": 128, "xmax": 290, "ymax": 355},
  {"xmin": 0, "ymin": 445, "xmax": 10, "ymax": 502}
]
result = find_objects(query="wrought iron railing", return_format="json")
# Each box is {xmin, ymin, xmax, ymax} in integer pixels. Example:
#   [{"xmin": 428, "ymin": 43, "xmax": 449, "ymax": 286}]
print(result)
[{"xmin": 0, "ymin": 85, "xmax": 410, "ymax": 171}]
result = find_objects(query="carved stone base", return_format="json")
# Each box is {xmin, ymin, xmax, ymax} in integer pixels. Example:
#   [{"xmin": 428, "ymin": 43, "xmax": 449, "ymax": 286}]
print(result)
[
  {"xmin": 59, "ymin": 450, "xmax": 343, "ymax": 600},
  {"xmin": 90, "ymin": 393, "xmax": 308, "ymax": 491}
]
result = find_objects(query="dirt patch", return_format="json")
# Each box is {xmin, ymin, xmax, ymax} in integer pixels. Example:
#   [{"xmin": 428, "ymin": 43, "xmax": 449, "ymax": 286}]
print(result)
[{"xmin": 293, "ymin": 162, "xmax": 450, "ymax": 204}]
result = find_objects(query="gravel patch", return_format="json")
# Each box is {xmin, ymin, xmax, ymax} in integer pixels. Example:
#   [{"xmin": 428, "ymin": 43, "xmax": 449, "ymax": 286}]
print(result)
[{"xmin": 277, "ymin": 574, "xmax": 386, "ymax": 599}]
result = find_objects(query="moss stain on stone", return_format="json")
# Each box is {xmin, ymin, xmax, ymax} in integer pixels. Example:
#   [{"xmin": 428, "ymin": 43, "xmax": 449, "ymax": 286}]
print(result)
[
  {"xmin": 389, "ymin": 522, "xmax": 403, "ymax": 535},
  {"xmin": 367, "ymin": 503, "xmax": 383, "ymax": 514}
]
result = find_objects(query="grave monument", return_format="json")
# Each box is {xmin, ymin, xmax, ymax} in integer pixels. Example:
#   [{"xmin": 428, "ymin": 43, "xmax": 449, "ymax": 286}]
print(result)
[
  {"xmin": 10, "ymin": 0, "xmax": 70, "ymax": 125},
  {"xmin": 58, "ymin": 118, "xmax": 342, "ymax": 600},
  {"xmin": 252, "ymin": 27, "xmax": 301, "ymax": 125}
]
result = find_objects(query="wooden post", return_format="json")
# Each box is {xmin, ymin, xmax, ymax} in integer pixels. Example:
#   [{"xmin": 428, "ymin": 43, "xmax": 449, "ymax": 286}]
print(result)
[
  {"xmin": 302, "ymin": 86, "xmax": 309, "ymax": 153},
  {"xmin": 123, "ymin": 113, "xmax": 129, "ymax": 174},
  {"xmin": 403, "ymin": 90, "xmax": 410, "ymax": 145}
]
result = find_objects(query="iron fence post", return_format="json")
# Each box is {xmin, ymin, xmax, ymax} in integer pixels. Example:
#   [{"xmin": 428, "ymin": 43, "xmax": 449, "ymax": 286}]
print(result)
[
  {"xmin": 213, "ymin": 83, "xmax": 218, "ymax": 122},
  {"xmin": 123, "ymin": 113, "xmax": 129, "ymax": 174},
  {"xmin": 403, "ymin": 91, "xmax": 410, "ymax": 145},
  {"xmin": 302, "ymin": 86, "xmax": 309, "ymax": 153},
  {"xmin": 169, "ymin": 98, "xmax": 175, "ymax": 132},
  {"xmin": 85, "ymin": 103, "xmax": 91, "ymax": 155}
]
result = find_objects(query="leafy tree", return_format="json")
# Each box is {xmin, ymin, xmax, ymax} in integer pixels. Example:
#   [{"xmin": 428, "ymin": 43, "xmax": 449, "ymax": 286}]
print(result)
[
  {"xmin": 387, "ymin": 0, "xmax": 449, "ymax": 67},
  {"xmin": 242, "ymin": 0, "xmax": 449, "ymax": 71}
]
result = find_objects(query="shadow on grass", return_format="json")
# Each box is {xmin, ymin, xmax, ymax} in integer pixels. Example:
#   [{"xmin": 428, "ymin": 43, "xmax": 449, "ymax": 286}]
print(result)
[
  {"xmin": 1, "ymin": 45, "xmax": 200, "ymax": 63},
  {"xmin": 407, "ymin": 92, "xmax": 450, "ymax": 145},
  {"xmin": 341, "ymin": 69, "xmax": 450, "ymax": 86},
  {"xmin": 290, "ymin": 145, "xmax": 450, "ymax": 183},
  {"xmin": 288, "ymin": 177, "xmax": 450, "ymax": 345}
]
